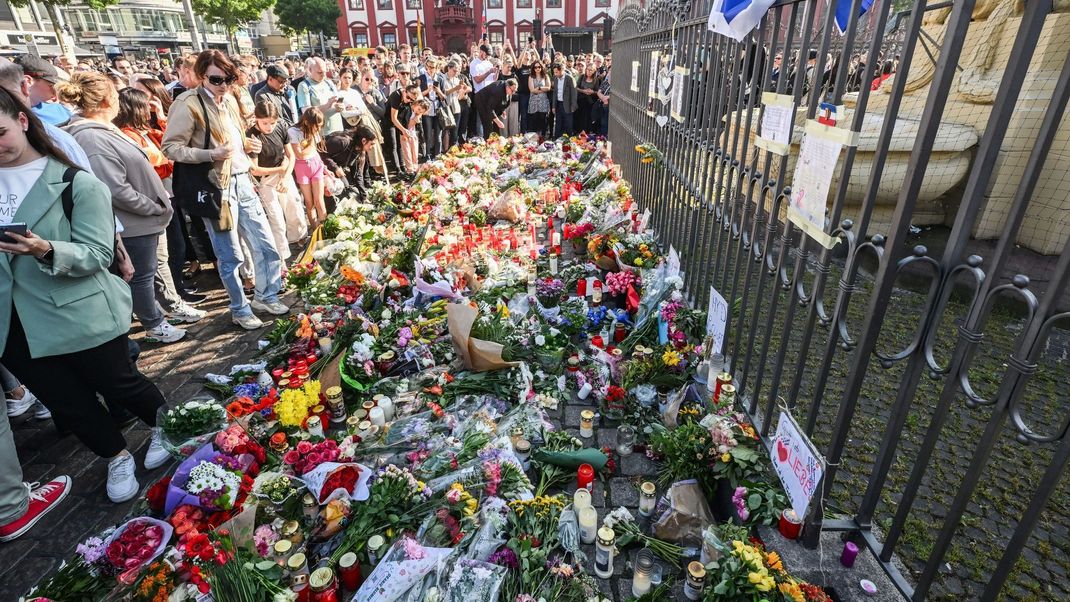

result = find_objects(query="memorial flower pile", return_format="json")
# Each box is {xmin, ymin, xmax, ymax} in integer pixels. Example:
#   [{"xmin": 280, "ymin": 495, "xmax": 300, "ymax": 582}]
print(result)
[{"xmin": 26, "ymin": 135, "xmax": 831, "ymax": 602}]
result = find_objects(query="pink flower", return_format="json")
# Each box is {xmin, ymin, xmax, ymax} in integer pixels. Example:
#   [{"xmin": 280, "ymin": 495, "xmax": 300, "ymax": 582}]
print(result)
[
  {"xmin": 282, "ymin": 450, "xmax": 300, "ymax": 465},
  {"xmin": 732, "ymin": 486, "xmax": 750, "ymax": 522},
  {"xmin": 446, "ymin": 488, "xmax": 462, "ymax": 503},
  {"xmin": 296, "ymin": 441, "xmax": 313, "ymax": 454}
]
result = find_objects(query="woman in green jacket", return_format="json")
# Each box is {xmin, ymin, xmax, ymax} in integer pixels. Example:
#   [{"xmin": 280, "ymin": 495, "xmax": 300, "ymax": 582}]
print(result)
[{"xmin": 0, "ymin": 87, "xmax": 168, "ymax": 504}]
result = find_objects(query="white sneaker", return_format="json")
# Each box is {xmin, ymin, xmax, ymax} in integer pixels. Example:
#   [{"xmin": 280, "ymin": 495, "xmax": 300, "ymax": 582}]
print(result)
[
  {"xmin": 106, "ymin": 453, "xmax": 138, "ymax": 503},
  {"xmin": 232, "ymin": 313, "xmax": 265, "ymax": 330},
  {"xmin": 168, "ymin": 302, "xmax": 208, "ymax": 324},
  {"xmin": 146, "ymin": 322, "xmax": 187, "ymax": 344},
  {"xmin": 6, "ymin": 388, "xmax": 37, "ymax": 417},
  {"xmin": 250, "ymin": 298, "xmax": 290, "ymax": 316},
  {"xmin": 31, "ymin": 400, "xmax": 51, "ymax": 420},
  {"xmin": 144, "ymin": 427, "xmax": 169, "ymax": 470}
]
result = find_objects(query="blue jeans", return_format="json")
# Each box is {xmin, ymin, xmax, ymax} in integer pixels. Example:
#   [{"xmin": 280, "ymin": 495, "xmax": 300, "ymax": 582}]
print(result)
[
  {"xmin": 201, "ymin": 173, "xmax": 283, "ymax": 318},
  {"xmin": 592, "ymin": 101, "xmax": 609, "ymax": 136},
  {"xmin": 122, "ymin": 233, "xmax": 166, "ymax": 330},
  {"xmin": 554, "ymin": 102, "xmax": 573, "ymax": 138}
]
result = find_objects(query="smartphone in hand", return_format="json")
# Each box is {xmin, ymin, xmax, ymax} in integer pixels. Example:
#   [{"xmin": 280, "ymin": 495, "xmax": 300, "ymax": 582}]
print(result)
[{"xmin": 0, "ymin": 222, "xmax": 27, "ymax": 244}]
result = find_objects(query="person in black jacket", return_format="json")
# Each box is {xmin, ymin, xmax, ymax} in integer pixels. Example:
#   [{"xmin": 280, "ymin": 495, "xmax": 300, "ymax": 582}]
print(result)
[
  {"xmin": 473, "ymin": 78, "xmax": 517, "ymax": 138},
  {"xmin": 323, "ymin": 125, "xmax": 378, "ymax": 199}
]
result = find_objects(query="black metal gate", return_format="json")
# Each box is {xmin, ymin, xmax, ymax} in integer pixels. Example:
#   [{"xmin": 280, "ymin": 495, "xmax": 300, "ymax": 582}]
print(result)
[{"xmin": 609, "ymin": 0, "xmax": 1070, "ymax": 600}]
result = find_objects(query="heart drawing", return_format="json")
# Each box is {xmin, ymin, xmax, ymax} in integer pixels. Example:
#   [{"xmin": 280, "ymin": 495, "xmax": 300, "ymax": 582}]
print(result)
[{"xmin": 776, "ymin": 439, "xmax": 789, "ymax": 463}]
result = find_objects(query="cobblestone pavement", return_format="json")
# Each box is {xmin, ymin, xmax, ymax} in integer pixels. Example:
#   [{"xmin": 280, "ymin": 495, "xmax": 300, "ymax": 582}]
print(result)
[{"xmin": 0, "ymin": 269, "xmax": 270, "ymax": 597}]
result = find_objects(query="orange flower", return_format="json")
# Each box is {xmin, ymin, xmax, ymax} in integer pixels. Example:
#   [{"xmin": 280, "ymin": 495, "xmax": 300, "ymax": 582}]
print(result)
[
  {"xmin": 340, "ymin": 265, "xmax": 365, "ymax": 284},
  {"xmin": 297, "ymin": 316, "xmax": 314, "ymax": 339}
]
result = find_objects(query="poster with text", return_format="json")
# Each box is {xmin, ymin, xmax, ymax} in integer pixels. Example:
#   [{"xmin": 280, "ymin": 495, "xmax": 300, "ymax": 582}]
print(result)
[
  {"xmin": 670, "ymin": 66, "xmax": 690, "ymax": 123},
  {"xmin": 787, "ymin": 124, "xmax": 842, "ymax": 249},
  {"xmin": 705, "ymin": 286, "xmax": 729, "ymax": 354},
  {"xmin": 630, "ymin": 60, "xmax": 640, "ymax": 92},
  {"xmin": 771, "ymin": 411, "xmax": 825, "ymax": 519}
]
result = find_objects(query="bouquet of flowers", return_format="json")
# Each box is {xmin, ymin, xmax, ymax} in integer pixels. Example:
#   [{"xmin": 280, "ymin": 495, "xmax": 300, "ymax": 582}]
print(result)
[
  {"xmin": 103, "ymin": 517, "xmax": 172, "ymax": 573},
  {"xmin": 605, "ymin": 269, "xmax": 640, "ymax": 296},
  {"xmin": 535, "ymin": 277, "xmax": 566, "ymax": 307},
  {"xmin": 165, "ymin": 444, "xmax": 254, "ymax": 515},
  {"xmin": 272, "ymin": 380, "xmax": 322, "ymax": 427},
  {"xmin": 602, "ymin": 507, "xmax": 683, "ymax": 566},
  {"xmin": 703, "ymin": 539, "xmax": 833, "ymax": 602},
  {"xmin": 282, "ymin": 439, "xmax": 341, "ymax": 475},
  {"xmin": 300, "ymin": 462, "xmax": 370, "ymax": 503},
  {"xmin": 158, "ymin": 399, "xmax": 227, "ymax": 459},
  {"xmin": 285, "ymin": 262, "xmax": 319, "ymax": 291},
  {"xmin": 251, "ymin": 473, "xmax": 302, "ymax": 506},
  {"xmin": 356, "ymin": 537, "xmax": 452, "ymax": 602},
  {"xmin": 441, "ymin": 558, "xmax": 506, "ymax": 602}
]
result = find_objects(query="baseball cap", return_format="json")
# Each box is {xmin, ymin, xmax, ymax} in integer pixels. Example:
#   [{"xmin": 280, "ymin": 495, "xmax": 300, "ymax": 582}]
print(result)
[
  {"xmin": 16, "ymin": 55, "xmax": 63, "ymax": 84},
  {"xmin": 265, "ymin": 64, "xmax": 289, "ymax": 79},
  {"xmin": 479, "ymin": 44, "xmax": 491, "ymax": 55}
]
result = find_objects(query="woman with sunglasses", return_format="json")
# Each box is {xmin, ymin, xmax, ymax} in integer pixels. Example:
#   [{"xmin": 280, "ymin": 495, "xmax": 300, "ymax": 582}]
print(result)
[
  {"xmin": 162, "ymin": 50, "xmax": 287, "ymax": 331},
  {"xmin": 527, "ymin": 61, "xmax": 551, "ymax": 136}
]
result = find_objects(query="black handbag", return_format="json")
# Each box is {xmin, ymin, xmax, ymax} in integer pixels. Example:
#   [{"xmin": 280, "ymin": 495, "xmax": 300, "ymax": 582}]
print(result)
[{"xmin": 172, "ymin": 94, "xmax": 223, "ymax": 219}]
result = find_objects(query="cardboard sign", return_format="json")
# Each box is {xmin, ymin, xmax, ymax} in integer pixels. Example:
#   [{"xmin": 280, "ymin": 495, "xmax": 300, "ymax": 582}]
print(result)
[
  {"xmin": 771, "ymin": 411, "xmax": 825, "ymax": 519},
  {"xmin": 705, "ymin": 286, "xmax": 729, "ymax": 354}
]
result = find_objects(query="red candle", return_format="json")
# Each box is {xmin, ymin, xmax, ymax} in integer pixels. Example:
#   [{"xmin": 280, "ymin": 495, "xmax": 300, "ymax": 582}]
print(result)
[
  {"xmin": 576, "ymin": 278, "xmax": 587, "ymax": 297},
  {"xmin": 547, "ymin": 216, "xmax": 554, "ymax": 231},
  {"xmin": 530, "ymin": 249, "xmax": 538, "ymax": 261},
  {"xmin": 591, "ymin": 335, "xmax": 605, "ymax": 350},
  {"xmin": 614, "ymin": 323, "xmax": 627, "ymax": 344},
  {"xmin": 338, "ymin": 552, "xmax": 362, "ymax": 591},
  {"xmin": 271, "ymin": 368, "xmax": 284, "ymax": 383},
  {"xmin": 577, "ymin": 463, "xmax": 595, "ymax": 492},
  {"xmin": 779, "ymin": 509, "xmax": 802, "ymax": 540},
  {"xmin": 306, "ymin": 353, "xmax": 318, "ymax": 365}
]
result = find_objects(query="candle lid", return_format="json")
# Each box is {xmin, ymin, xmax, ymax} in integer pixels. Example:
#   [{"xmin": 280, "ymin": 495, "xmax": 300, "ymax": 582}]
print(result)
[
  {"xmin": 312, "ymin": 404, "xmax": 326, "ymax": 413},
  {"xmin": 307, "ymin": 415, "xmax": 321, "ymax": 426},
  {"xmin": 368, "ymin": 535, "xmax": 385, "ymax": 550},
  {"xmin": 635, "ymin": 548, "xmax": 655, "ymax": 570},
  {"xmin": 286, "ymin": 552, "xmax": 306, "ymax": 570},
  {"xmin": 358, "ymin": 420, "xmax": 372, "ymax": 430},
  {"xmin": 282, "ymin": 520, "xmax": 300, "ymax": 536},
  {"xmin": 580, "ymin": 410, "xmax": 595, "ymax": 420},
  {"xmin": 687, "ymin": 561, "xmax": 706, "ymax": 579},
  {"xmin": 302, "ymin": 492, "xmax": 315, "ymax": 505},
  {"xmin": 860, "ymin": 579, "xmax": 878, "ymax": 595},
  {"xmin": 339, "ymin": 551, "xmax": 358, "ymax": 569},
  {"xmin": 273, "ymin": 539, "xmax": 292, "ymax": 554},
  {"xmin": 597, "ymin": 527, "xmax": 615, "ymax": 544},
  {"xmin": 309, "ymin": 567, "xmax": 334, "ymax": 590},
  {"xmin": 514, "ymin": 439, "xmax": 531, "ymax": 453},
  {"xmin": 640, "ymin": 481, "xmax": 656, "ymax": 496},
  {"xmin": 722, "ymin": 384, "xmax": 736, "ymax": 395},
  {"xmin": 326, "ymin": 386, "xmax": 343, "ymax": 398}
]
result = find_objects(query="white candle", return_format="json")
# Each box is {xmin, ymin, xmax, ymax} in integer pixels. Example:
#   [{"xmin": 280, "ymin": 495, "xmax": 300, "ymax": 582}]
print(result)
[
  {"xmin": 377, "ymin": 397, "xmax": 394, "ymax": 421},
  {"xmin": 368, "ymin": 406, "xmax": 385, "ymax": 426},
  {"xmin": 578, "ymin": 506, "xmax": 598, "ymax": 544},
  {"xmin": 551, "ymin": 232, "xmax": 561, "ymax": 247},
  {"xmin": 574, "ymin": 488, "xmax": 592, "ymax": 511},
  {"xmin": 549, "ymin": 255, "xmax": 559, "ymax": 274},
  {"xmin": 577, "ymin": 383, "xmax": 593, "ymax": 401}
]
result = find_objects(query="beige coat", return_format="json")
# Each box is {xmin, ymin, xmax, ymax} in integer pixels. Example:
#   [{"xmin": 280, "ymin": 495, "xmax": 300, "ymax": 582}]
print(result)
[{"xmin": 161, "ymin": 87, "xmax": 248, "ymax": 190}]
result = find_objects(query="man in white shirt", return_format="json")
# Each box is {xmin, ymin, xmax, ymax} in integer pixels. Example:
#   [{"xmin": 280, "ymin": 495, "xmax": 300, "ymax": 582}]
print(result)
[
  {"xmin": 470, "ymin": 45, "xmax": 497, "ymax": 93},
  {"xmin": 296, "ymin": 57, "xmax": 345, "ymax": 135}
]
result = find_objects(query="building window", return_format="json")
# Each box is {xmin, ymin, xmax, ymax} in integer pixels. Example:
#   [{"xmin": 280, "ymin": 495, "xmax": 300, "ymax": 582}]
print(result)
[
  {"xmin": 595, "ymin": 0, "xmax": 610, "ymax": 6},
  {"xmin": 406, "ymin": 0, "xmax": 419, "ymax": 7},
  {"xmin": 382, "ymin": 31, "xmax": 397, "ymax": 47},
  {"xmin": 489, "ymin": 29, "xmax": 504, "ymax": 44},
  {"xmin": 545, "ymin": 0, "xmax": 561, "ymax": 7},
  {"xmin": 353, "ymin": 29, "xmax": 369, "ymax": 47},
  {"xmin": 487, "ymin": 0, "xmax": 502, "ymax": 8},
  {"xmin": 349, "ymin": 0, "xmax": 364, "ymax": 9},
  {"xmin": 517, "ymin": 26, "xmax": 532, "ymax": 44},
  {"xmin": 517, "ymin": 0, "xmax": 531, "ymax": 6},
  {"xmin": 377, "ymin": 0, "xmax": 392, "ymax": 10},
  {"xmin": 408, "ymin": 27, "xmax": 420, "ymax": 46}
]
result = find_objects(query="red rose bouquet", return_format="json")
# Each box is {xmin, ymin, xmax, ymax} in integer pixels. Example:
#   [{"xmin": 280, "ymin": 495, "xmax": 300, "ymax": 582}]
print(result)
[{"xmin": 104, "ymin": 517, "xmax": 172, "ymax": 572}]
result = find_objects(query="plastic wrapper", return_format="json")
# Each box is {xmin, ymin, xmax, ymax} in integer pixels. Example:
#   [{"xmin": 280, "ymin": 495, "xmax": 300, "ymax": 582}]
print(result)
[
  {"xmin": 299, "ymin": 462, "xmax": 372, "ymax": 504},
  {"xmin": 652, "ymin": 479, "xmax": 715, "ymax": 547},
  {"xmin": 164, "ymin": 443, "xmax": 255, "ymax": 515},
  {"xmin": 441, "ymin": 558, "xmax": 506, "ymax": 602},
  {"xmin": 462, "ymin": 498, "xmax": 510, "ymax": 561},
  {"xmin": 156, "ymin": 400, "xmax": 227, "ymax": 460},
  {"xmin": 103, "ymin": 517, "xmax": 172, "ymax": 572},
  {"xmin": 495, "ymin": 401, "xmax": 552, "ymax": 448},
  {"xmin": 659, "ymin": 385, "xmax": 688, "ymax": 429},
  {"xmin": 355, "ymin": 537, "xmax": 452, "ymax": 602},
  {"xmin": 487, "ymin": 188, "xmax": 525, "ymax": 223},
  {"xmin": 425, "ymin": 451, "xmax": 532, "ymax": 499}
]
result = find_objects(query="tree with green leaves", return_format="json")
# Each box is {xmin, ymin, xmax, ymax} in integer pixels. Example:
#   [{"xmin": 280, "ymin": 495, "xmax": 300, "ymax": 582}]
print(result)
[
  {"xmin": 9, "ymin": 0, "xmax": 119, "ymax": 55},
  {"xmin": 192, "ymin": 0, "xmax": 277, "ymax": 50},
  {"xmin": 274, "ymin": 0, "xmax": 340, "ymax": 39}
]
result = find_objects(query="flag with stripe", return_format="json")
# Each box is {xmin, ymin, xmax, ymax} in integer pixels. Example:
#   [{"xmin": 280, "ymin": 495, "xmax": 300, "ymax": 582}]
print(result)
[
  {"xmin": 707, "ymin": 0, "xmax": 778, "ymax": 42},
  {"xmin": 835, "ymin": 0, "xmax": 876, "ymax": 34}
]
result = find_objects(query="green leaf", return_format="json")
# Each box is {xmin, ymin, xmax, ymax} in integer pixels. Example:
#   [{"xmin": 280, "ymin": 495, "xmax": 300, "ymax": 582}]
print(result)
[{"xmin": 748, "ymin": 493, "xmax": 762, "ymax": 509}]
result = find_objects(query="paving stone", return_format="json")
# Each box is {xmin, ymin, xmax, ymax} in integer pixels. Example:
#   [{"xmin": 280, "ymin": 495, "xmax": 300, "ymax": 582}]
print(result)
[
  {"xmin": 564, "ymin": 405, "xmax": 598, "ymax": 428},
  {"xmin": 0, "ymin": 554, "xmax": 58, "ymax": 596},
  {"xmin": 620, "ymin": 452, "xmax": 657, "ymax": 476},
  {"xmin": 608, "ymin": 478, "xmax": 640, "ymax": 508}
]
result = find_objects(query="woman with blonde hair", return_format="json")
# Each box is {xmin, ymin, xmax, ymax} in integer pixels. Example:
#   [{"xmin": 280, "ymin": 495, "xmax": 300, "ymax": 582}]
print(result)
[
  {"xmin": 58, "ymin": 71, "xmax": 187, "ymax": 344},
  {"xmin": 288, "ymin": 107, "xmax": 328, "ymax": 228}
]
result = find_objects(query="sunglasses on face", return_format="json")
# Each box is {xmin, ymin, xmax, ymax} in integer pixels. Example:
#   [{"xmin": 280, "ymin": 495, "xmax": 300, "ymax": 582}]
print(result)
[{"xmin": 207, "ymin": 74, "xmax": 237, "ymax": 86}]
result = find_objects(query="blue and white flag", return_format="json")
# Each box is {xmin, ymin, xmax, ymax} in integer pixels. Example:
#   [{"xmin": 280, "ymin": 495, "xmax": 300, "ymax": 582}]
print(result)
[
  {"xmin": 707, "ymin": 0, "xmax": 778, "ymax": 42},
  {"xmin": 835, "ymin": 0, "xmax": 875, "ymax": 34}
]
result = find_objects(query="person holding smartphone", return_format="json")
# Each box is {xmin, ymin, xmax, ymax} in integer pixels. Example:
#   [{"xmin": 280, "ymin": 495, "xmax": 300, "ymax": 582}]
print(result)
[{"xmin": 0, "ymin": 86, "xmax": 168, "ymax": 504}]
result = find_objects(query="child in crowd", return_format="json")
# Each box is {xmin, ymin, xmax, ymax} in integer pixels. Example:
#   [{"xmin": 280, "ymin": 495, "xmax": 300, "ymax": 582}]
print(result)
[
  {"xmin": 401, "ymin": 99, "xmax": 429, "ymax": 175},
  {"xmin": 289, "ymin": 108, "xmax": 328, "ymax": 229}
]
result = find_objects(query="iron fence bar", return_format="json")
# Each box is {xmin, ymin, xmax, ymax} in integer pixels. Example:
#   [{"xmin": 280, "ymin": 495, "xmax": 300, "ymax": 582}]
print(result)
[
  {"xmin": 759, "ymin": 0, "xmax": 821, "ymax": 436},
  {"xmin": 746, "ymin": 0, "xmax": 805, "ymax": 417},
  {"xmin": 879, "ymin": 0, "xmax": 1054, "ymax": 567},
  {"xmin": 684, "ymin": 26, "xmax": 718, "ymax": 297},
  {"xmin": 783, "ymin": 0, "xmax": 869, "ymax": 414},
  {"xmin": 698, "ymin": 29, "xmax": 737, "ymax": 297},
  {"xmin": 807, "ymin": 0, "xmax": 978, "ymax": 552}
]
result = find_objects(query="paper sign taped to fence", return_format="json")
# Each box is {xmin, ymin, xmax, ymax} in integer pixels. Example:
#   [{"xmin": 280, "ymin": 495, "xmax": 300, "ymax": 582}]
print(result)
[
  {"xmin": 705, "ymin": 286, "xmax": 729, "ymax": 354},
  {"xmin": 787, "ymin": 126, "xmax": 841, "ymax": 250},
  {"xmin": 670, "ymin": 66, "xmax": 689, "ymax": 123},
  {"xmin": 646, "ymin": 51, "xmax": 661, "ymax": 115},
  {"xmin": 771, "ymin": 411, "xmax": 825, "ymax": 519},
  {"xmin": 757, "ymin": 95, "xmax": 794, "ymax": 155},
  {"xmin": 667, "ymin": 245, "xmax": 681, "ymax": 278},
  {"xmin": 631, "ymin": 61, "xmax": 640, "ymax": 92}
]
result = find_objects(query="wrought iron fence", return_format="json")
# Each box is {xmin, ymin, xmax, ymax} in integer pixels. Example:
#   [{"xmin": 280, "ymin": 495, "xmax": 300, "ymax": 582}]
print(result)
[{"xmin": 608, "ymin": 0, "xmax": 1070, "ymax": 600}]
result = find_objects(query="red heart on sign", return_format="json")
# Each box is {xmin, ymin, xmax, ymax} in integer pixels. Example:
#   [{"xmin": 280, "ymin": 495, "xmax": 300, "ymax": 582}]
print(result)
[{"xmin": 776, "ymin": 439, "xmax": 789, "ymax": 463}]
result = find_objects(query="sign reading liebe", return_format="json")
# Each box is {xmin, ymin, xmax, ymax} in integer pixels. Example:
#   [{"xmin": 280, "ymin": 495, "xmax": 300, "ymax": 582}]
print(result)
[{"xmin": 771, "ymin": 411, "xmax": 825, "ymax": 519}]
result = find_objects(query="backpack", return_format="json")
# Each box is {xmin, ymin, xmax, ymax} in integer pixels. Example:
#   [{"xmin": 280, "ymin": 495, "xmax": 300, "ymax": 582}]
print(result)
[{"xmin": 61, "ymin": 167, "xmax": 120, "ymax": 275}]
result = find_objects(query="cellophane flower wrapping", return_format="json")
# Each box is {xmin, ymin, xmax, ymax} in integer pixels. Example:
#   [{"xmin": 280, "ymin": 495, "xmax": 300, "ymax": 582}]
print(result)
[
  {"xmin": 355, "ymin": 536, "xmax": 452, "ymax": 602},
  {"xmin": 299, "ymin": 461, "xmax": 372, "ymax": 504},
  {"xmin": 164, "ymin": 443, "xmax": 253, "ymax": 515},
  {"xmin": 102, "ymin": 517, "xmax": 172, "ymax": 573},
  {"xmin": 156, "ymin": 401, "xmax": 227, "ymax": 460}
]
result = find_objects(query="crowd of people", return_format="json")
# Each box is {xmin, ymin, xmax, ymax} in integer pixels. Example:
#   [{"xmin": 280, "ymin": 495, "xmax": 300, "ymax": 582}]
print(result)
[{"xmin": 0, "ymin": 40, "xmax": 612, "ymax": 543}]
